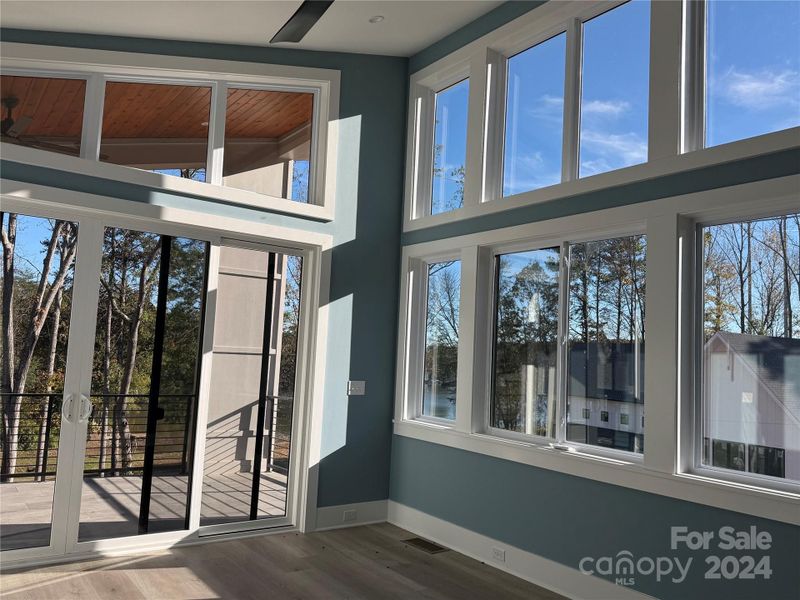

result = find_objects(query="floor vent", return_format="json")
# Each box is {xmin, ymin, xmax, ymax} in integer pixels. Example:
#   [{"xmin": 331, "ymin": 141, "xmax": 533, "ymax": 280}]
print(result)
[{"xmin": 403, "ymin": 537, "xmax": 449, "ymax": 554}]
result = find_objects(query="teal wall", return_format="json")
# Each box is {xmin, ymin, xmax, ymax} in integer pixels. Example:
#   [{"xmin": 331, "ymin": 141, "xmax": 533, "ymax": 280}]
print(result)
[
  {"xmin": 391, "ymin": 4, "xmax": 800, "ymax": 600},
  {"xmin": 391, "ymin": 437, "xmax": 800, "ymax": 600},
  {"xmin": 0, "ymin": 27, "xmax": 408, "ymax": 509}
]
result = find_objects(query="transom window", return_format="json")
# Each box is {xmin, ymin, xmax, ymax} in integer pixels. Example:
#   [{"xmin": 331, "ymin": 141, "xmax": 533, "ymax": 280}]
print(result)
[
  {"xmin": 431, "ymin": 80, "xmax": 469, "ymax": 215},
  {"xmin": 100, "ymin": 81, "xmax": 212, "ymax": 181},
  {"xmin": 1, "ymin": 59, "xmax": 334, "ymax": 212},
  {"xmin": 406, "ymin": 0, "xmax": 798, "ymax": 228},
  {"xmin": 705, "ymin": 0, "xmax": 800, "ymax": 147},
  {"xmin": 502, "ymin": 33, "xmax": 566, "ymax": 196},
  {"xmin": 1, "ymin": 74, "xmax": 87, "ymax": 156},
  {"xmin": 578, "ymin": 0, "xmax": 650, "ymax": 177}
]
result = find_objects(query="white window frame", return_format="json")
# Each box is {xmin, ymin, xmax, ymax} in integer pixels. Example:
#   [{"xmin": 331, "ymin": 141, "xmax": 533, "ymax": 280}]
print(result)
[
  {"xmin": 402, "ymin": 0, "xmax": 800, "ymax": 232},
  {"xmin": 480, "ymin": 227, "xmax": 648, "ymax": 463},
  {"xmin": 402, "ymin": 252, "xmax": 467, "ymax": 427},
  {"xmin": 0, "ymin": 178, "xmax": 333, "ymax": 568},
  {"xmin": 394, "ymin": 173, "xmax": 800, "ymax": 525},
  {"xmin": 689, "ymin": 211, "xmax": 800, "ymax": 495},
  {"xmin": 0, "ymin": 42, "xmax": 340, "ymax": 221}
]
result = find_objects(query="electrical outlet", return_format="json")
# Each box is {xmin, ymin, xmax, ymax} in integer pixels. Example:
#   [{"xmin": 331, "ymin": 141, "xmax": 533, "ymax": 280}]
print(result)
[
  {"xmin": 342, "ymin": 509, "xmax": 357, "ymax": 523},
  {"xmin": 491, "ymin": 547, "xmax": 506, "ymax": 562},
  {"xmin": 347, "ymin": 380, "xmax": 366, "ymax": 396}
]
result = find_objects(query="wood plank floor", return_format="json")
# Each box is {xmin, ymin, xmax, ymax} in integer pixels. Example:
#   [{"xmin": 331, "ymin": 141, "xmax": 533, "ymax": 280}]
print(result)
[{"xmin": 0, "ymin": 523, "xmax": 565, "ymax": 600}]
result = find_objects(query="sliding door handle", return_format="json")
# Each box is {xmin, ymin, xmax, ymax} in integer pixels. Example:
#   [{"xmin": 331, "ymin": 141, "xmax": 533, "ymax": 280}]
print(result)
[
  {"xmin": 63, "ymin": 392, "xmax": 76, "ymax": 423},
  {"xmin": 78, "ymin": 394, "xmax": 94, "ymax": 422}
]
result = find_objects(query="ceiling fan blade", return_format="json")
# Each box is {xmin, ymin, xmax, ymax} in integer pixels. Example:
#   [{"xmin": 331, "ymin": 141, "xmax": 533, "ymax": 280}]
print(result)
[
  {"xmin": 22, "ymin": 138, "xmax": 81, "ymax": 157},
  {"xmin": 270, "ymin": 0, "xmax": 334, "ymax": 44},
  {"xmin": 6, "ymin": 115, "xmax": 32, "ymax": 138}
]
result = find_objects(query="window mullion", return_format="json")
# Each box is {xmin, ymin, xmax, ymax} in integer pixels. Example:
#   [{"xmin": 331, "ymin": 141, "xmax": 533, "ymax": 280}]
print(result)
[
  {"xmin": 411, "ymin": 259, "xmax": 429, "ymax": 420},
  {"xmin": 642, "ymin": 213, "xmax": 682, "ymax": 474},
  {"xmin": 455, "ymin": 246, "xmax": 479, "ymax": 432},
  {"xmin": 555, "ymin": 241, "xmax": 571, "ymax": 443},
  {"xmin": 463, "ymin": 55, "xmax": 487, "ymax": 210},
  {"xmin": 79, "ymin": 73, "xmax": 105, "ymax": 161},
  {"xmin": 206, "ymin": 81, "xmax": 227, "ymax": 187},
  {"xmin": 682, "ymin": 0, "xmax": 706, "ymax": 153},
  {"xmin": 561, "ymin": 17, "xmax": 582, "ymax": 183},
  {"xmin": 648, "ymin": 0, "xmax": 685, "ymax": 160},
  {"xmin": 481, "ymin": 48, "xmax": 506, "ymax": 204},
  {"xmin": 417, "ymin": 87, "xmax": 436, "ymax": 218}
]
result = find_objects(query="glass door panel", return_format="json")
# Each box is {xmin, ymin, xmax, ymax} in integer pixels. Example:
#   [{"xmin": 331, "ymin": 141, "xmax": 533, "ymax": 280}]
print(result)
[
  {"xmin": 77, "ymin": 227, "xmax": 208, "ymax": 542},
  {"xmin": 1, "ymin": 212, "xmax": 78, "ymax": 551},
  {"xmin": 200, "ymin": 244, "xmax": 301, "ymax": 526}
]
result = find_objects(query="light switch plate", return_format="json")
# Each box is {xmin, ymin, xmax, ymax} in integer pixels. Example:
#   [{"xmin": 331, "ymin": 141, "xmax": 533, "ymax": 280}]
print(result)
[{"xmin": 347, "ymin": 380, "xmax": 366, "ymax": 396}]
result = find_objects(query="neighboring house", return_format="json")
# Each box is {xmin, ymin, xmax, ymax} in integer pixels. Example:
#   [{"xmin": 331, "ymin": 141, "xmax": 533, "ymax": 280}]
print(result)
[
  {"xmin": 704, "ymin": 331, "xmax": 800, "ymax": 480},
  {"xmin": 566, "ymin": 341, "xmax": 645, "ymax": 453}
]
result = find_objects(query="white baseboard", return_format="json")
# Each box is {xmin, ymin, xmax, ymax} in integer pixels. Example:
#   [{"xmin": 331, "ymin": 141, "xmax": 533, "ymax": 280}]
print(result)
[
  {"xmin": 387, "ymin": 501, "xmax": 654, "ymax": 600},
  {"xmin": 315, "ymin": 500, "xmax": 388, "ymax": 531}
]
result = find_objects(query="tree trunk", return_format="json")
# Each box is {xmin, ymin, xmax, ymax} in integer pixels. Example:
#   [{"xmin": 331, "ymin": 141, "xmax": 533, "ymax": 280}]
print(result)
[
  {"xmin": 3, "ymin": 222, "xmax": 76, "ymax": 480},
  {"xmin": 1, "ymin": 213, "xmax": 18, "ymax": 481},
  {"xmin": 114, "ymin": 242, "xmax": 159, "ymax": 472},
  {"xmin": 780, "ymin": 217, "xmax": 792, "ymax": 338},
  {"xmin": 746, "ymin": 222, "xmax": 753, "ymax": 333},
  {"xmin": 35, "ymin": 285, "xmax": 62, "ymax": 480}
]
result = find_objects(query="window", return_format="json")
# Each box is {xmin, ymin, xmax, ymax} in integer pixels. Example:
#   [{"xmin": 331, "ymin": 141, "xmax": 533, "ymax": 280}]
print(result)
[
  {"xmin": 700, "ymin": 213, "xmax": 799, "ymax": 482},
  {"xmin": 100, "ymin": 81, "xmax": 211, "ymax": 181},
  {"xmin": 423, "ymin": 260, "xmax": 461, "ymax": 420},
  {"xmin": 431, "ymin": 80, "xmax": 469, "ymax": 215},
  {"xmin": 222, "ymin": 87, "xmax": 314, "ymax": 201},
  {"xmin": 566, "ymin": 234, "xmax": 646, "ymax": 453},
  {"xmin": 491, "ymin": 247, "xmax": 560, "ymax": 435},
  {"xmin": 579, "ymin": 0, "xmax": 650, "ymax": 178},
  {"xmin": 748, "ymin": 445, "xmax": 786, "ymax": 479},
  {"xmin": 711, "ymin": 439, "xmax": 746, "ymax": 472},
  {"xmin": 705, "ymin": 0, "xmax": 800, "ymax": 147},
  {"xmin": 1, "ymin": 74, "xmax": 87, "ymax": 157},
  {"xmin": 582, "ymin": 408, "xmax": 591, "ymax": 419},
  {"xmin": 620, "ymin": 413, "xmax": 630, "ymax": 425},
  {"xmin": 503, "ymin": 33, "xmax": 566, "ymax": 196}
]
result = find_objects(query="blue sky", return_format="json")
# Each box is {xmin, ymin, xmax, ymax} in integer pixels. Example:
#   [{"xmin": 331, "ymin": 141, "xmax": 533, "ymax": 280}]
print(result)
[
  {"xmin": 504, "ymin": 33, "xmax": 566, "ymax": 195},
  {"xmin": 707, "ymin": 0, "xmax": 800, "ymax": 146}
]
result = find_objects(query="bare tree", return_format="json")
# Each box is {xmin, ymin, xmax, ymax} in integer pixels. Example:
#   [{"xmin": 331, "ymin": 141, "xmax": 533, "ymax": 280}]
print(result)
[{"xmin": 1, "ymin": 214, "xmax": 77, "ymax": 480}]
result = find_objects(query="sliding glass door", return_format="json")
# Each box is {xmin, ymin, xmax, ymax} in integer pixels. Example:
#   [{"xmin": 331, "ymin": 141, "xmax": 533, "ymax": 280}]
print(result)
[
  {"xmin": 0, "ymin": 212, "xmax": 80, "ymax": 553},
  {"xmin": 200, "ymin": 242, "xmax": 302, "ymax": 528},
  {"xmin": 76, "ymin": 228, "xmax": 208, "ymax": 542},
  {"xmin": 1, "ymin": 204, "xmax": 308, "ymax": 563}
]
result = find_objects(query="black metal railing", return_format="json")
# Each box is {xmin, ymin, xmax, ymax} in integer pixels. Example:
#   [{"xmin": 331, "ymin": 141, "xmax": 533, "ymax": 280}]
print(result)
[
  {"xmin": 0, "ymin": 393, "xmax": 62, "ymax": 480},
  {"xmin": 0, "ymin": 392, "xmax": 195, "ymax": 480},
  {"xmin": 1, "ymin": 392, "xmax": 291, "ymax": 481},
  {"xmin": 83, "ymin": 393, "xmax": 195, "ymax": 477}
]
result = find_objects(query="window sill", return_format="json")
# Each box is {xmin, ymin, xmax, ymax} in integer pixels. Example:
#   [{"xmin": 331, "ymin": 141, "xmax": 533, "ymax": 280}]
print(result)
[
  {"xmin": 404, "ymin": 127, "xmax": 800, "ymax": 232},
  {"xmin": 394, "ymin": 419, "xmax": 800, "ymax": 525},
  {"xmin": 1, "ymin": 143, "xmax": 334, "ymax": 222}
]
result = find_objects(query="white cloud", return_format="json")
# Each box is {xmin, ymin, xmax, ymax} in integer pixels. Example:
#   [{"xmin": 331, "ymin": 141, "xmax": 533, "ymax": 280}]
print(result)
[
  {"xmin": 582, "ymin": 99, "xmax": 631, "ymax": 116},
  {"xmin": 505, "ymin": 151, "xmax": 560, "ymax": 194},
  {"xmin": 527, "ymin": 94, "xmax": 564, "ymax": 121},
  {"xmin": 579, "ymin": 130, "xmax": 647, "ymax": 176},
  {"xmin": 716, "ymin": 68, "xmax": 800, "ymax": 111}
]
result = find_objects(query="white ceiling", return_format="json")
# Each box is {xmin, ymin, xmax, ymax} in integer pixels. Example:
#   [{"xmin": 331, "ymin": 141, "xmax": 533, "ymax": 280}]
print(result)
[{"xmin": 0, "ymin": 0, "xmax": 504, "ymax": 57}]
